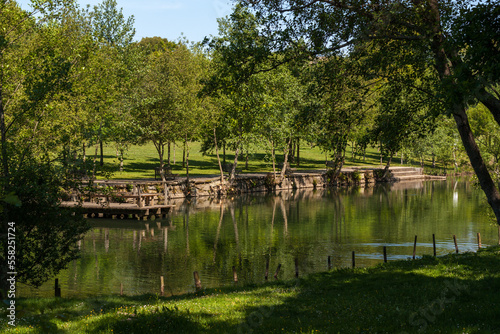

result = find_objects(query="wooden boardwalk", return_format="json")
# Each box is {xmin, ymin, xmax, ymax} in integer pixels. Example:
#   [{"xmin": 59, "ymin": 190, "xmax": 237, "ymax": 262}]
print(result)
[{"xmin": 60, "ymin": 202, "xmax": 174, "ymax": 220}]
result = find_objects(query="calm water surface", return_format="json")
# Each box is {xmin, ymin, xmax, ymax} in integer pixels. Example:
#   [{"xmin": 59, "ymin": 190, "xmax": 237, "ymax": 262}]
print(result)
[{"xmin": 20, "ymin": 179, "xmax": 496, "ymax": 297}]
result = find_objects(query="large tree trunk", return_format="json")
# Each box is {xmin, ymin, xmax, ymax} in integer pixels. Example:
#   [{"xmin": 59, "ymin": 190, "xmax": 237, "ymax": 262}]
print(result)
[
  {"xmin": 453, "ymin": 107, "xmax": 500, "ymax": 222},
  {"xmin": 427, "ymin": 0, "xmax": 500, "ymax": 224}
]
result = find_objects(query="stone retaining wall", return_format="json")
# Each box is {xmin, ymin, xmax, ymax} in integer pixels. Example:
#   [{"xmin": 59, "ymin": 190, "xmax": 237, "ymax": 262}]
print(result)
[{"xmin": 86, "ymin": 170, "xmax": 380, "ymax": 203}]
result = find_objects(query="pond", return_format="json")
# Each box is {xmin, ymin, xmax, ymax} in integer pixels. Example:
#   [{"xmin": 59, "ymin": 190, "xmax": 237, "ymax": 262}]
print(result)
[{"xmin": 19, "ymin": 178, "xmax": 498, "ymax": 297}]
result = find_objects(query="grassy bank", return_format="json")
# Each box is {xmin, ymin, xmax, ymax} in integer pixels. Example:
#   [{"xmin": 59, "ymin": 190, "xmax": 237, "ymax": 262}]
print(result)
[
  {"xmin": 96, "ymin": 142, "xmax": 432, "ymax": 179},
  {"xmin": 2, "ymin": 246, "xmax": 500, "ymax": 333}
]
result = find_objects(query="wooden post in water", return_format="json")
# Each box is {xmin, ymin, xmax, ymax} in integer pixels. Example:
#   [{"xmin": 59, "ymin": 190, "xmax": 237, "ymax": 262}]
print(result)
[
  {"xmin": 274, "ymin": 264, "xmax": 282, "ymax": 279},
  {"xmin": 193, "ymin": 271, "xmax": 202, "ymax": 291},
  {"xmin": 160, "ymin": 276, "xmax": 165, "ymax": 296},
  {"xmin": 55, "ymin": 278, "xmax": 61, "ymax": 298},
  {"xmin": 477, "ymin": 232, "xmax": 482, "ymax": 249},
  {"xmin": 433, "ymin": 234, "xmax": 437, "ymax": 257},
  {"xmin": 352, "ymin": 251, "xmax": 355, "ymax": 268},
  {"xmin": 295, "ymin": 258, "xmax": 299, "ymax": 278},
  {"xmin": 383, "ymin": 246, "xmax": 387, "ymax": 263},
  {"xmin": 413, "ymin": 235, "xmax": 417, "ymax": 260},
  {"xmin": 453, "ymin": 235, "xmax": 459, "ymax": 253},
  {"xmin": 265, "ymin": 257, "xmax": 270, "ymax": 280},
  {"xmin": 328, "ymin": 256, "xmax": 332, "ymax": 270},
  {"xmin": 232, "ymin": 266, "xmax": 238, "ymax": 283}
]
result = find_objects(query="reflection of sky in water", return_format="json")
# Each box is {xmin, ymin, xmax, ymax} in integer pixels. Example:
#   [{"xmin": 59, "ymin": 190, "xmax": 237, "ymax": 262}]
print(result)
[{"xmin": 19, "ymin": 180, "xmax": 496, "ymax": 297}]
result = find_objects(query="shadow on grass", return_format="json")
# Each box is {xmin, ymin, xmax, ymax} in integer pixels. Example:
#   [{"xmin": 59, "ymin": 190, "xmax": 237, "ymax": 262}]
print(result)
[
  {"xmin": 6, "ymin": 248, "xmax": 500, "ymax": 333},
  {"xmin": 232, "ymin": 249, "xmax": 500, "ymax": 333}
]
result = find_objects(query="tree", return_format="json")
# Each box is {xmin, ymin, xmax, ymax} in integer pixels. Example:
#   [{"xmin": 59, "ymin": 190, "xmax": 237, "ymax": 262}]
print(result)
[
  {"xmin": 89, "ymin": 0, "xmax": 135, "ymax": 48},
  {"xmin": 133, "ymin": 42, "xmax": 206, "ymax": 182},
  {"xmin": 85, "ymin": 0, "xmax": 136, "ymax": 170},
  {"xmin": 0, "ymin": 0, "xmax": 91, "ymax": 298},
  {"xmin": 205, "ymin": 5, "xmax": 306, "ymax": 182},
  {"xmin": 241, "ymin": 0, "xmax": 500, "ymax": 224},
  {"xmin": 259, "ymin": 62, "xmax": 306, "ymax": 179},
  {"xmin": 304, "ymin": 56, "xmax": 374, "ymax": 178}
]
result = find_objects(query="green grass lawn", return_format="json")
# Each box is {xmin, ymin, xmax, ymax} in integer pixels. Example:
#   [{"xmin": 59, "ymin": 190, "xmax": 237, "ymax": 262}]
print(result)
[
  {"xmin": 3, "ymin": 246, "xmax": 499, "ymax": 333},
  {"xmin": 95, "ymin": 142, "xmax": 416, "ymax": 180}
]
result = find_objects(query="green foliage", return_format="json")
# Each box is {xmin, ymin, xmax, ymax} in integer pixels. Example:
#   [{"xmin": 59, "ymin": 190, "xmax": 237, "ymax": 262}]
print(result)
[
  {"xmin": 0, "ymin": 0, "xmax": 95, "ymax": 296},
  {"xmin": 89, "ymin": 0, "xmax": 135, "ymax": 47},
  {"xmin": 1, "ymin": 161, "xmax": 89, "ymax": 289},
  {"xmin": 132, "ymin": 42, "xmax": 208, "ymax": 174},
  {"xmin": 240, "ymin": 0, "xmax": 500, "ymax": 223}
]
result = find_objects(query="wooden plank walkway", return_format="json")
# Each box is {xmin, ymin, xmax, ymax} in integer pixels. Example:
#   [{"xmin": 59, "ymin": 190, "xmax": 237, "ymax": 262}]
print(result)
[{"xmin": 60, "ymin": 202, "xmax": 174, "ymax": 220}]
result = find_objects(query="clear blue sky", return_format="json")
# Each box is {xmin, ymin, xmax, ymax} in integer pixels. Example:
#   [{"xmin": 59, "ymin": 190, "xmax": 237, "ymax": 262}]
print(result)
[{"xmin": 17, "ymin": 0, "xmax": 234, "ymax": 43}]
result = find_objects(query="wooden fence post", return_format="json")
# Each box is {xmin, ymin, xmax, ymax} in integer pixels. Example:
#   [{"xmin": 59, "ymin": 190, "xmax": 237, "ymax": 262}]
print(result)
[
  {"xmin": 352, "ymin": 251, "xmax": 355, "ymax": 268},
  {"xmin": 120, "ymin": 283, "xmax": 123, "ymax": 296},
  {"xmin": 193, "ymin": 271, "xmax": 202, "ymax": 291},
  {"xmin": 160, "ymin": 276, "xmax": 165, "ymax": 296},
  {"xmin": 433, "ymin": 234, "xmax": 437, "ymax": 257},
  {"xmin": 413, "ymin": 235, "xmax": 417, "ymax": 260},
  {"xmin": 453, "ymin": 235, "xmax": 459, "ymax": 254},
  {"xmin": 383, "ymin": 246, "xmax": 387, "ymax": 263},
  {"xmin": 55, "ymin": 278, "xmax": 61, "ymax": 298},
  {"xmin": 328, "ymin": 256, "xmax": 332, "ymax": 270},
  {"xmin": 477, "ymin": 232, "xmax": 482, "ymax": 249},
  {"xmin": 295, "ymin": 258, "xmax": 299, "ymax": 278}
]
